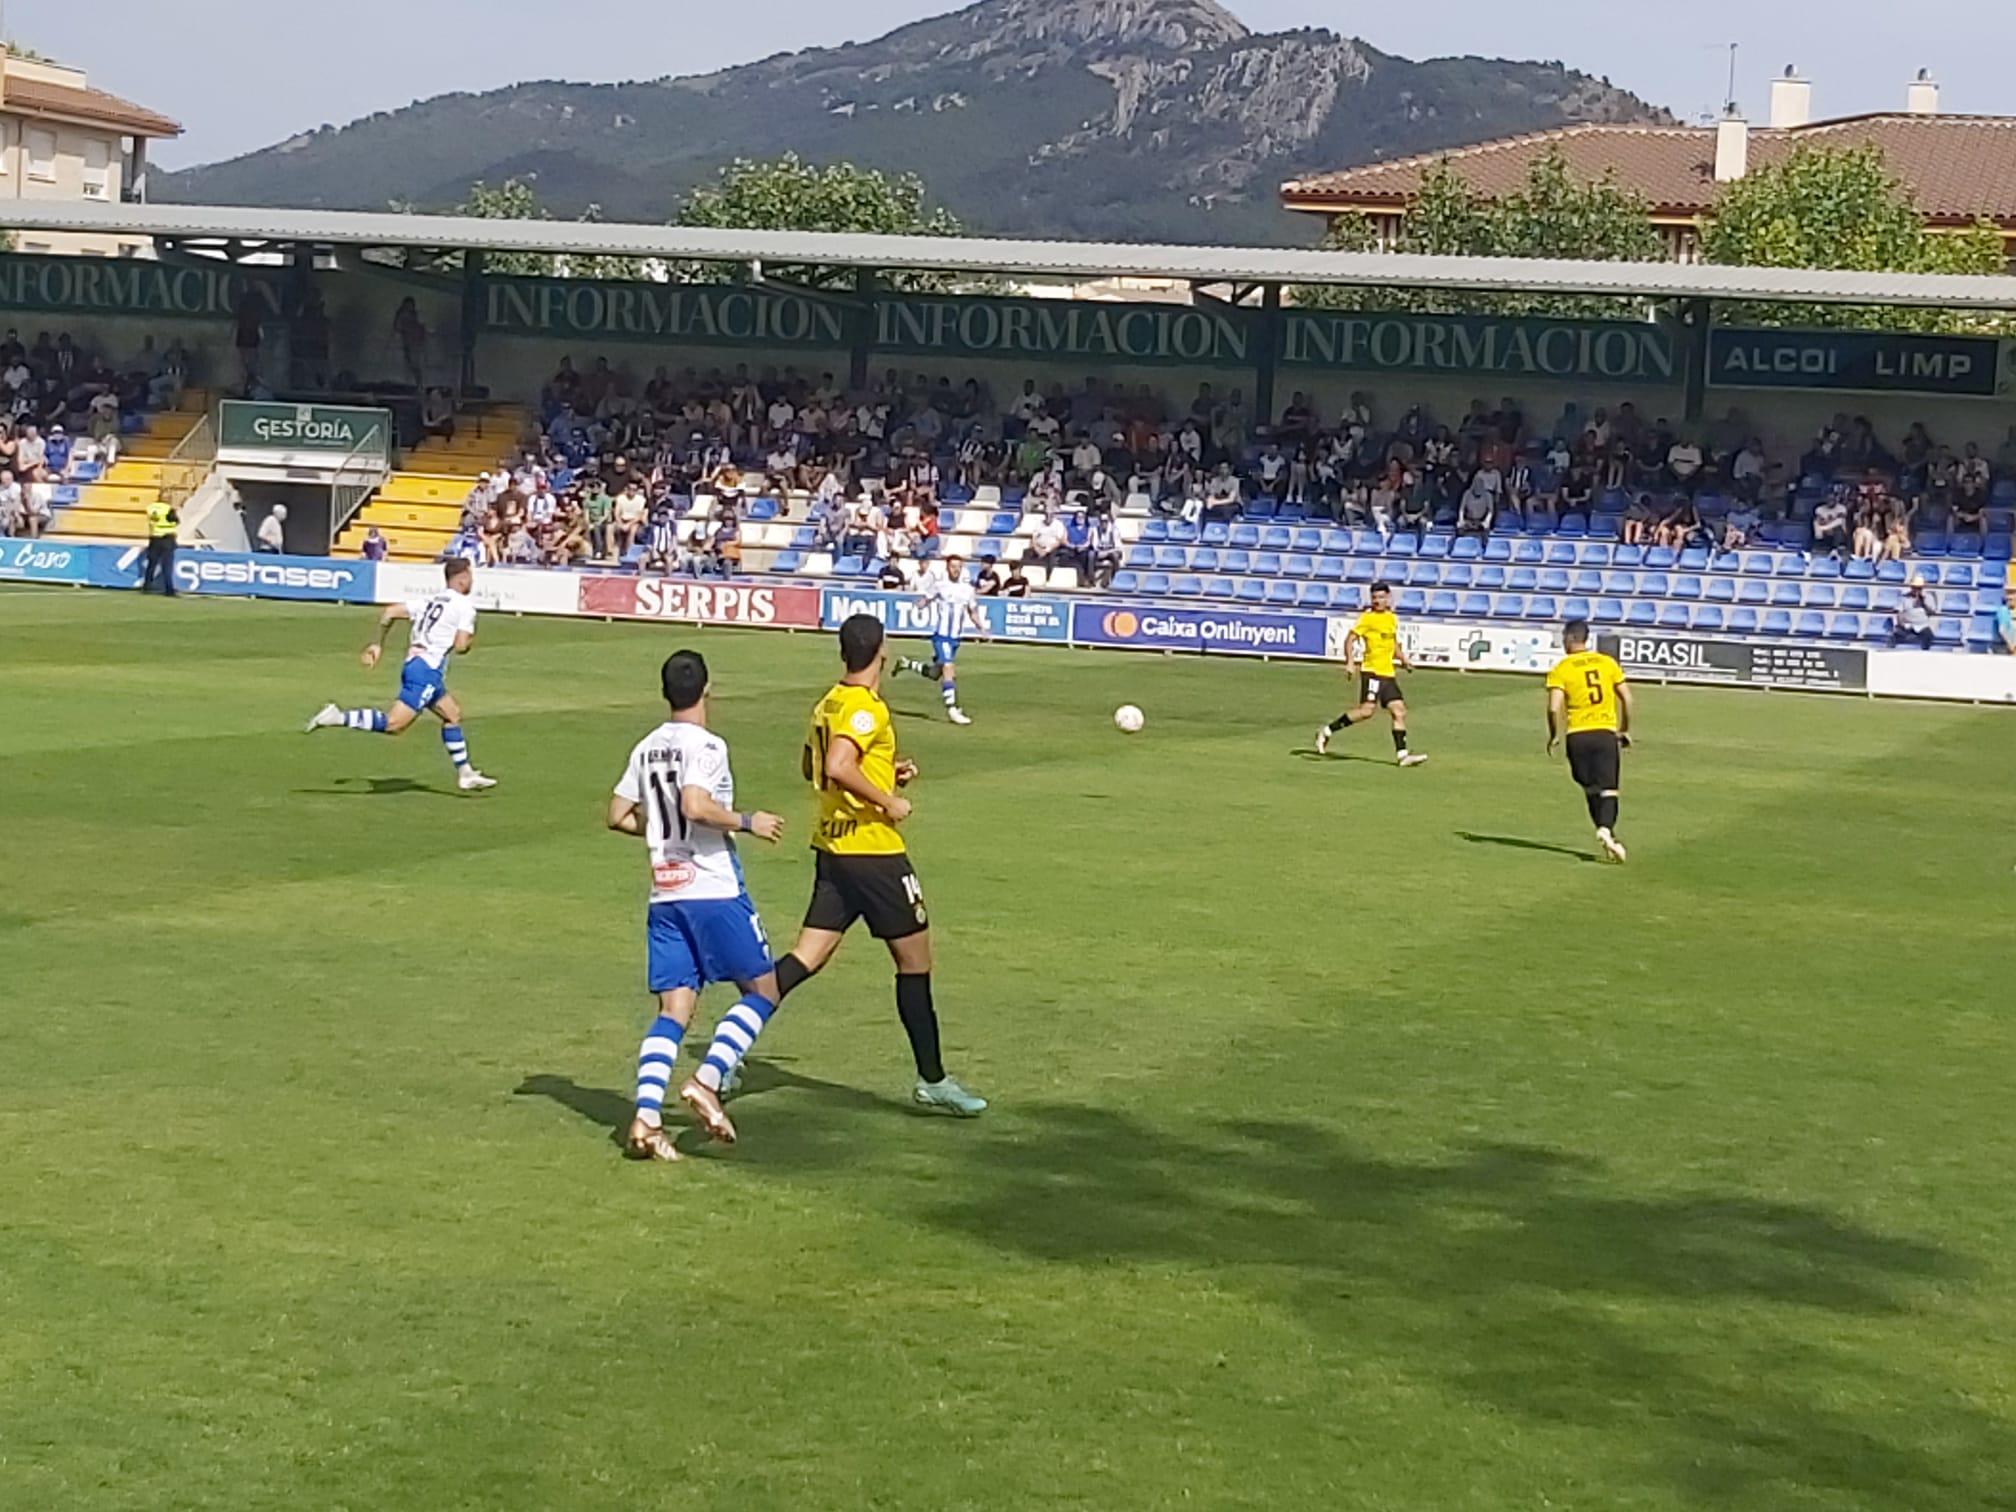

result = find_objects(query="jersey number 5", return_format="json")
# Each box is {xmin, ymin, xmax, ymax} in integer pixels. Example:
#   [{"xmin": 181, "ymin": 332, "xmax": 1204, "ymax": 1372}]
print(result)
[{"xmin": 1584, "ymin": 668, "xmax": 1606, "ymax": 705}]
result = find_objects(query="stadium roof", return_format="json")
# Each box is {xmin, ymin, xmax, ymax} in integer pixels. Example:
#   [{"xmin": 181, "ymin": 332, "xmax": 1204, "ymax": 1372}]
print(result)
[{"xmin": 9, "ymin": 199, "xmax": 2016, "ymax": 310}]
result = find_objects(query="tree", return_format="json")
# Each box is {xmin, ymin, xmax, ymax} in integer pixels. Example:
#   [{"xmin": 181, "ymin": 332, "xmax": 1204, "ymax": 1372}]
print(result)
[
  {"xmin": 1701, "ymin": 144, "xmax": 2010, "ymax": 332},
  {"xmin": 671, "ymin": 154, "xmax": 981, "ymax": 292},
  {"xmin": 1293, "ymin": 149, "xmax": 1663, "ymax": 318},
  {"xmin": 453, "ymin": 179, "xmax": 648, "ymax": 281}
]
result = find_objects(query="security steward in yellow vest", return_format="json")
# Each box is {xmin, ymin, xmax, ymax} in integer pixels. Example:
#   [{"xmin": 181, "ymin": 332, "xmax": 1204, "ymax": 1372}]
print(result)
[{"xmin": 141, "ymin": 501, "xmax": 180, "ymax": 596}]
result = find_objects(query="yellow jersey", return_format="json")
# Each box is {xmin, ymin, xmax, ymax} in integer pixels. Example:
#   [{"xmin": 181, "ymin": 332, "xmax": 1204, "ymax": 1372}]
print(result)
[
  {"xmin": 1547, "ymin": 651, "xmax": 1627, "ymax": 734},
  {"xmin": 804, "ymin": 681, "xmax": 905, "ymax": 856},
  {"xmin": 1352, "ymin": 609, "xmax": 1400, "ymax": 678}
]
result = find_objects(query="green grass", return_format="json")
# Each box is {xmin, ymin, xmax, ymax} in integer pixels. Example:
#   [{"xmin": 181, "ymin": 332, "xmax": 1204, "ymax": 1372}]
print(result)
[{"xmin": 4, "ymin": 586, "xmax": 2015, "ymax": 1511}]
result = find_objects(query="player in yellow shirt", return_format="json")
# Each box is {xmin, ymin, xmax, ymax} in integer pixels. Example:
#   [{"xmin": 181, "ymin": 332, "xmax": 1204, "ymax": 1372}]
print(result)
[
  {"xmin": 765, "ymin": 614, "xmax": 987, "ymax": 1116},
  {"xmin": 1545, "ymin": 618, "xmax": 1635, "ymax": 864},
  {"xmin": 1315, "ymin": 581, "xmax": 1428, "ymax": 767}
]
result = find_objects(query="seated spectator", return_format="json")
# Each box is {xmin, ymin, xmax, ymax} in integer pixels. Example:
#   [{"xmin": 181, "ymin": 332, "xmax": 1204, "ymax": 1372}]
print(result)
[
  {"xmin": 612, "ymin": 483, "xmax": 648, "ymax": 560},
  {"xmin": 1810, "ymin": 491, "xmax": 1852, "ymax": 559},
  {"xmin": 640, "ymin": 504, "xmax": 679, "ymax": 575},
  {"xmin": 1255, "ymin": 441, "xmax": 1288, "ymax": 501},
  {"xmin": 1730, "ymin": 437, "xmax": 1766, "ymax": 501},
  {"xmin": 1394, "ymin": 475, "xmax": 1432, "ymax": 545},
  {"xmin": 1949, "ymin": 474, "xmax": 1987, "ymax": 540},
  {"xmin": 1455, "ymin": 475, "xmax": 1496, "ymax": 541},
  {"xmin": 1721, "ymin": 498, "xmax": 1760, "ymax": 552},
  {"xmin": 423, "ymin": 387, "xmax": 457, "ymax": 441},
  {"xmin": 1621, "ymin": 493, "xmax": 1658, "ymax": 546},
  {"xmin": 1201, "ymin": 462, "xmax": 1241, "ymax": 523},
  {"xmin": 580, "ymin": 480, "xmax": 613, "ymax": 560},
  {"xmin": 43, "ymin": 423, "xmax": 71, "ymax": 478},
  {"xmin": 1654, "ymin": 497, "xmax": 1700, "ymax": 550},
  {"xmin": 975, "ymin": 558, "xmax": 1005, "ymax": 596},
  {"xmin": 15, "ymin": 423, "xmax": 46, "ymax": 482},
  {"xmin": 0, "ymin": 468, "xmax": 22, "ymax": 538},
  {"xmin": 1028, "ymin": 511, "xmax": 1069, "ymax": 567},
  {"xmin": 546, "ymin": 504, "xmax": 590, "ymax": 567},
  {"xmin": 843, "ymin": 496, "xmax": 881, "ymax": 560},
  {"xmin": 1001, "ymin": 559, "xmax": 1031, "ymax": 597},
  {"xmin": 1088, "ymin": 512, "xmax": 1121, "ymax": 588},
  {"xmin": 708, "ymin": 508, "xmax": 742, "ymax": 577},
  {"xmin": 1665, "ymin": 434, "xmax": 1703, "ymax": 495},
  {"xmin": 1878, "ymin": 505, "xmax": 1913, "ymax": 564},
  {"xmin": 361, "ymin": 526, "xmax": 389, "ymax": 563},
  {"xmin": 255, "ymin": 504, "xmax": 287, "ymax": 554},
  {"xmin": 1061, "ymin": 509, "xmax": 1092, "ymax": 577},
  {"xmin": 878, "ymin": 554, "xmax": 913, "ymax": 591},
  {"xmin": 1890, "ymin": 576, "xmax": 1936, "ymax": 649},
  {"xmin": 1852, "ymin": 498, "xmax": 1885, "ymax": 561}
]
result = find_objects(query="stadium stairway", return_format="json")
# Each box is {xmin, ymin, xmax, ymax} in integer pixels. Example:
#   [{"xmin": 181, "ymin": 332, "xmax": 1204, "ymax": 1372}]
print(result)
[
  {"xmin": 334, "ymin": 401, "xmax": 530, "ymax": 562},
  {"xmin": 46, "ymin": 393, "xmax": 212, "ymax": 544}
]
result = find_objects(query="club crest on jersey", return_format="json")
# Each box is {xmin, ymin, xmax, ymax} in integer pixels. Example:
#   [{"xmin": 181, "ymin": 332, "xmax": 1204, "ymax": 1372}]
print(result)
[
  {"xmin": 652, "ymin": 861, "xmax": 698, "ymax": 891},
  {"xmin": 850, "ymin": 710, "xmax": 877, "ymax": 736}
]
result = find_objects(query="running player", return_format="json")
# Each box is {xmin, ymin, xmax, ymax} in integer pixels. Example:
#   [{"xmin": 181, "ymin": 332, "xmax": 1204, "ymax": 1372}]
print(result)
[
  {"xmin": 1315, "ymin": 580, "xmax": 1428, "ymax": 767},
  {"xmin": 1545, "ymin": 619, "xmax": 1633, "ymax": 864},
  {"xmin": 304, "ymin": 556, "xmax": 497, "ymax": 791},
  {"xmin": 606, "ymin": 650, "xmax": 785, "ymax": 1159},
  {"xmin": 893, "ymin": 553, "xmax": 987, "ymax": 726},
  {"xmin": 768, "ymin": 614, "xmax": 987, "ymax": 1115}
]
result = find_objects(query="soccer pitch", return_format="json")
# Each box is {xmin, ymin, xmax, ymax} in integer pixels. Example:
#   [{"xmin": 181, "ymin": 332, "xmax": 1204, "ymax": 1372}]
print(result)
[{"xmin": 5, "ymin": 587, "xmax": 2014, "ymax": 1511}]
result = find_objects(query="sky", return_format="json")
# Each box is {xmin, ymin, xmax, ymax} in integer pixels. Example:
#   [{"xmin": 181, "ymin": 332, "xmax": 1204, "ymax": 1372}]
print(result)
[{"xmin": 12, "ymin": 0, "xmax": 2016, "ymax": 171}]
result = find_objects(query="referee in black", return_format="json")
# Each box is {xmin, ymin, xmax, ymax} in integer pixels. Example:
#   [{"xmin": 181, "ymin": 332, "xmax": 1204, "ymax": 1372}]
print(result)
[{"xmin": 140, "ymin": 499, "xmax": 180, "ymax": 595}]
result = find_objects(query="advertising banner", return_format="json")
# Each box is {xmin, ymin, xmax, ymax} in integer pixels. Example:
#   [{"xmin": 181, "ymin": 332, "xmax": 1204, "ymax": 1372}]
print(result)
[
  {"xmin": 218, "ymin": 401, "xmax": 392, "ymax": 462},
  {"xmin": 0, "ymin": 538, "xmax": 103, "ymax": 584},
  {"xmin": 1599, "ymin": 632, "xmax": 1868, "ymax": 692},
  {"xmin": 1399, "ymin": 618, "xmax": 1565, "ymax": 673},
  {"xmin": 1708, "ymin": 327, "xmax": 2005, "ymax": 397},
  {"xmin": 820, "ymin": 587, "xmax": 1072, "ymax": 643},
  {"xmin": 169, "ymin": 549, "xmax": 379, "ymax": 603},
  {"xmin": 1282, "ymin": 312, "xmax": 1676, "ymax": 384},
  {"xmin": 1070, "ymin": 602, "xmax": 1328, "ymax": 658},
  {"xmin": 579, "ymin": 575, "xmax": 823, "ymax": 629},
  {"xmin": 0, "ymin": 253, "xmax": 281, "ymax": 320},
  {"xmin": 483, "ymin": 279, "xmax": 855, "ymax": 349}
]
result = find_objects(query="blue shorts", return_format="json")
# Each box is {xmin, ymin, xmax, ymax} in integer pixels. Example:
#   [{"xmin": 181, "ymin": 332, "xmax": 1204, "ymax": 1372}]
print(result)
[
  {"xmin": 396, "ymin": 657, "xmax": 446, "ymax": 714},
  {"xmin": 646, "ymin": 896, "xmax": 772, "ymax": 994},
  {"xmin": 931, "ymin": 635, "xmax": 962, "ymax": 667}
]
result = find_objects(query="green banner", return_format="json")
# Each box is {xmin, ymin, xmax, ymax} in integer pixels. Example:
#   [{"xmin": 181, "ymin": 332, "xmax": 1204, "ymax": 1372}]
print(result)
[
  {"xmin": 0, "ymin": 253, "xmax": 280, "ymax": 320},
  {"xmin": 219, "ymin": 401, "xmax": 390, "ymax": 459},
  {"xmin": 873, "ymin": 294, "xmax": 1252, "ymax": 366},
  {"xmin": 1281, "ymin": 311, "xmax": 1677, "ymax": 384},
  {"xmin": 482, "ymin": 278, "xmax": 852, "ymax": 348},
  {"xmin": 1708, "ymin": 327, "xmax": 2005, "ymax": 396}
]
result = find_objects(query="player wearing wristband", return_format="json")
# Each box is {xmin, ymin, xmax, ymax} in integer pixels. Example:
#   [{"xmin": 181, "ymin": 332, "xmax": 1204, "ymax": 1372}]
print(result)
[
  {"xmin": 606, "ymin": 649, "xmax": 785, "ymax": 1158},
  {"xmin": 768, "ymin": 613, "xmax": 986, "ymax": 1116}
]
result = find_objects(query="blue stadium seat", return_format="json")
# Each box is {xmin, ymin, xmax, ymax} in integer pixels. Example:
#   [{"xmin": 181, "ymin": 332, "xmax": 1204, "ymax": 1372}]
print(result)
[
  {"xmin": 1769, "ymin": 582, "xmax": 1802, "ymax": 607},
  {"xmin": 1201, "ymin": 522, "xmax": 1231, "ymax": 547},
  {"xmin": 1705, "ymin": 577, "xmax": 1735, "ymax": 603},
  {"xmin": 1283, "ymin": 553, "xmax": 1317, "ymax": 579},
  {"xmin": 1459, "ymin": 592, "xmax": 1492, "ymax": 617},
  {"xmin": 1222, "ymin": 550, "xmax": 1251, "ymax": 574},
  {"xmin": 1730, "ymin": 607, "xmax": 1760, "ymax": 634},
  {"xmin": 1876, "ymin": 560, "xmax": 1907, "ymax": 583},
  {"xmin": 1292, "ymin": 529, "xmax": 1326, "ymax": 553},
  {"xmin": 1558, "ymin": 514, "xmax": 1588, "ymax": 537},
  {"xmin": 1203, "ymin": 577, "xmax": 1236, "ymax": 599},
  {"xmin": 1314, "ymin": 556, "xmax": 1345, "ymax": 582},
  {"xmin": 1266, "ymin": 580, "xmax": 1297, "ymax": 607},
  {"xmin": 1125, "ymin": 546, "xmax": 1156, "ymax": 569},
  {"xmin": 1613, "ymin": 544, "xmax": 1646, "ymax": 568},
  {"xmin": 1166, "ymin": 522, "xmax": 1200, "ymax": 546},
  {"xmin": 1398, "ymin": 589, "xmax": 1428, "ymax": 614},
  {"xmin": 1917, "ymin": 531, "xmax": 1949, "ymax": 557},
  {"xmin": 1873, "ymin": 586, "xmax": 1902, "ymax": 613},
  {"xmin": 1429, "ymin": 590, "xmax": 1460, "ymax": 617},
  {"xmin": 1736, "ymin": 579, "xmax": 1768, "ymax": 606},
  {"xmin": 1593, "ymin": 597, "xmax": 1624, "ymax": 623},
  {"xmin": 1509, "ymin": 566, "xmax": 1539, "ymax": 591},
  {"xmin": 1295, "ymin": 582, "xmax": 1328, "ymax": 608},
  {"xmin": 1260, "ymin": 526, "xmax": 1292, "ymax": 551},
  {"xmin": 987, "ymin": 512, "xmax": 1018, "ymax": 535},
  {"xmin": 1644, "ymin": 546, "xmax": 1678, "ymax": 569},
  {"xmin": 1245, "ymin": 499, "xmax": 1278, "ymax": 520},
  {"xmin": 1539, "ymin": 568, "xmax": 1571, "ymax": 593},
  {"xmin": 1526, "ymin": 595, "xmax": 1558, "ymax": 620},
  {"xmin": 1002, "ymin": 488, "xmax": 1028, "ymax": 506},
  {"xmin": 1658, "ymin": 603, "xmax": 1690, "ymax": 629},
  {"xmin": 1804, "ymin": 584, "xmax": 1838, "ymax": 609},
  {"xmin": 1495, "ymin": 593, "xmax": 1529, "ymax": 618},
  {"xmin": 1351, "ymin": 529, "xmax": 1386, "ymax": 554},
  {"xmin": 1278, "ymin": 503, "xmax": 1309, "ymax": 523},
  {"xmin": 1190, "ymin": 548, "xmax": 1221, "ymax": 573},
  {"xmin": 1708, "ymin": 551, "xmax": 1739, "ymax": 574},
  {"xmin": 1230, "ymin": 524, "xmax": 1261, "ymax": 549},
  {"xmin": 1140, "ymin": 573, "xmax": 1172, "ymax": 596},
  {"xmin": 1386, "ymin": 534, "xmax": 1418, "ymax": 558},
  {"xmin": 1589, "ymin": 515, "xmax": 1622, "ymax": 542},
  {"xmin": 1739, "ymin": 552, "xmax": 1772, "ymax": 576},
  {"xmin": 1513, "ymin": 540, "xmax": 1545, "ymax": 565},
  {"xmin": 1235, "ymin": 579, "xmax": 1266, "ymax": 603},
  {"xmin": 1806, "ymin": 555, "xmax": 1840, "ymax": 581},
  {"xmin": 1981, "ymin": 561, "xmax": 2009, "ymax": 585},
  {"xmin": 1346, "ymin": 558, "xmax": 1376, "ymax": 583},
  {"xmin": 1477, "ymin": 565, "xmax": 1507, "ymax": 590},
  {"xmin": 1252, "ymin": 551, "xmax": 1284, "ymax": 576},
  {"xmin": 1563, "ymin": 597, "xmax": 1592, "ymax": 622},
  {"xmin": 773, "ymin": 550, "xmax": 804, "ymax": 574},
  {"xmin": 1172, "ymin": 575, "xmax": 1204, "ymax": 598},
  {"xmin": 835, "ymin": 555, "xmax": 865, "ymax": 577},
  {"xmin": 1692, "ymin": 605, "xmax": 1725, "ymax": 633},
  {"xmin": 1672, "ymin": 575, "xmax": 1703, "ymax": 600},
  {"xmin": 1842, "ymin": 558, "xmax": 1875, "ymax": 581},
  {"xmin": 789, "ymin": 527, "xmax": 818, "ymax": 550},
  {"xmin": 1406, "ymin": 561, "xmax": 1441, "ymax": 587},
  {"xmin": 1941, "ymin": 562, "xmax": 1976, "ymax": 587},
  {"xmin": 748, "ymin": 498, "xmax": 780, "ymax": 522},
  {"xmin": 1987, "ymin": 533, "xmax": 2013, "ymax": 561},
  {"xmin": 1329, "ymin": 583, "xmax": 1365, "ymax": 611},
  {"xmin": 1679, "ymin": 547, "xmax": 1710, "ymax": 571},
  {"xmin": 1420, "ymin": 535, "xmax": 1452, "ymax": 560},
  {"xmin": 1577, "ymin": 543, "xmax": 1613, "ymax": 567},
  {"xmin": 1572, "ymin": 569, "xmax": 1604, "ymax": 595},
  {"xmin": 1771, "ymin": 552, "xmax": 1805, "ymax": 578},
  {"xmin": 1451, "ymin": 535, "xmax": 1483, "ymax": 561},
  {"xmin": 1639, "ymin": 573, "xmax": 1671, "ymax": 598},
  {"xmin": 1626, "ymin": 601, "xmax": 1658, "ymax": 627},
  {"xmin": 1442, "ymin": 562, "xmax": 1475, "ymax": 589},
  {"xmin": 1839, "ymin": 584, "xmax": 1871, "ymax": 612},
  {"xmin": 1791, "ymin": 610, "xmax": 1825, "ymax": 638},
  {"xmin": 1935, "ymin": 616, "xmax": 1966, "ymax": 647},
  {"xmin": 1827, "ymin": 612, "xmax": 1862, "ymax": 640},
  {"xmin": 1111, "ymin": 570, "xmax": 1139, "ymax": 593},
  {"xmin": 1483, "ymin": 537, "xmax": 1513, "ymax": 563},
  {"xmin": 1154, "ymin": 547, "xmax": 1188, "ymax": 571},
  {"xmin": 1545, "ymin": 541, "xmax": 1578, "ymax": 566},
  {"xmin": 1762, "ymin": 609, "xmax": 1794, "ymax": 636}
]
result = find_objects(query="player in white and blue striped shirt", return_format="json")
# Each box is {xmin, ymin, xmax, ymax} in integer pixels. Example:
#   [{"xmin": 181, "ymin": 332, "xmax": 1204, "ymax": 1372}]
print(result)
[{"xmin": 893, "ymin": 554, "xmax": 988, "ymax": 726}]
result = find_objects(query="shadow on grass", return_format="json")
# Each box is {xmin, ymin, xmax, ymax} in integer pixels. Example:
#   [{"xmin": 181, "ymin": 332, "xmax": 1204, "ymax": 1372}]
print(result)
[
  {"xmin": 293, "ymin": 776, "xmax": 459, "ymax": 798},
  {"xmin": 909, "ymin": 1107, "xmax": 1994, "ymax": 1510},
  {"xmin": 1290, "ymin": 747, "xmax": 1394, "ymax": 766},
  {"xmin": 1457, "ymin": 830, "xmax": 1600, "ymax": 864}
]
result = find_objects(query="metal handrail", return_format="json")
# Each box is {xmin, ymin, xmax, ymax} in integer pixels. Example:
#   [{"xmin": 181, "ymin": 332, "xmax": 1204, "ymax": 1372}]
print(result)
[
  {"xmin": 158, "ymin": 413, "xmax": 216, "ymax": 516},
  {"xmin": 329, "ymin": 423, "xmax": 391, "ymax": 551}
]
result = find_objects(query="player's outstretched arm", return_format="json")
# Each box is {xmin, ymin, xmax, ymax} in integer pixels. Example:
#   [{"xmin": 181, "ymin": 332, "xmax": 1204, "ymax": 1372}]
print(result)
[
  {"xmin": 824, "ymin": 736, "xmax": 911, "ymax": 824},
  {"xmin": 361, "ymin": 603, "xmax": 409, "ymax": 669},
  {"xmin": 607, "ymin": 795, "xmax": 644, "ymax": 836},
  {"xmin": 680, "ymin": 784, "xmax": 783, "ymax": 843}
]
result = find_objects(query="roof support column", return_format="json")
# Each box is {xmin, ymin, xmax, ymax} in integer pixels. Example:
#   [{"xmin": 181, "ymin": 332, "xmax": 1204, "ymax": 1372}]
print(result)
[
  {"xmin": 460, "ymin": 249, "xmax": 486, "ymax": 397},
  {"xmin": 1253, "ymin": 282, "xmax": 1283, "ymax": 429},
  {"xmin": 850, "ymin": 267, "xmax": 881, "ymax": 393},
  {"xmin": 1681, "ymin": 296, "xmax": 1710, "ymax": 424}
]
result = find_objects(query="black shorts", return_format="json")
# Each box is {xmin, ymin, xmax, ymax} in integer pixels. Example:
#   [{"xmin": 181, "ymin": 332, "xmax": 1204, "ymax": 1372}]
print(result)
[
  {"xmin": 803, "ymin": 850, "xmax": 929, "ymax": 941},
  {"xmin": 1360, "ymin": 673, "xmax": 1405, "ymax": 708},
  {"xmin": 1565, "ymin": 730, "xmax": 1621, "ymax": 793}
]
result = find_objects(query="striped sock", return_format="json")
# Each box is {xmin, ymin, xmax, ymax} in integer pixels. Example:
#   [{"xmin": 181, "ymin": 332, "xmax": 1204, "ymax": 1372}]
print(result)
[
  {"xmin": 344, "ymin": 709, "xmax": 389, "ymax": 732},
  {"xmin": 941, "ymin": 680, "xmax": 958, "ymax": 709},
  {"xmin": 695, "ymin": 993, "xmax": 776, "ymax": 1092},
  {"xmin": 440, "ymin": 724, "xmax": 471, "ymax": 770},
  {"xmin": 634, "ymin": 1014, "xmax": 685, "ymax": 1128}
]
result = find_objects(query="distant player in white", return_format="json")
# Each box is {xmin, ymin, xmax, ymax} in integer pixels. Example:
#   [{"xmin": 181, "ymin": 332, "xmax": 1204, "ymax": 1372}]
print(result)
[
  {"xmin": 893, "ymin": 552, "xmax": 988, "ymax": 725},
  {"xmin": 607, "ymin": 649, "xmax": 784, "ymax": 1159},
  {"xmin": 304, "ymin": 555, "xmax": 497, "ymax": 791}
]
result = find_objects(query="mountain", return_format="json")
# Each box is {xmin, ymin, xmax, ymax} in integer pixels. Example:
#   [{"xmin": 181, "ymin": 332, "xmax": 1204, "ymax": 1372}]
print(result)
[{"xmin": 159, "ymin": 0, "xmax": 1670, "ymax": 246}]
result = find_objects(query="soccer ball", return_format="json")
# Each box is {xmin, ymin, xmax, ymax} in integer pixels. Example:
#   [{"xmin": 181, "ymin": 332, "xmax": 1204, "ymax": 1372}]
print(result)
[{"xmin": 1113, "ymin": 704, "xmax": 1145, "ymax": 734}]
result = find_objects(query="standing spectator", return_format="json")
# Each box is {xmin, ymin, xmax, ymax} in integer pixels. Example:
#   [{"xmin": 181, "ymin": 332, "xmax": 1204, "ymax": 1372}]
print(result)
[
  {"xmin": 361, "ymin": 526, "xmax": 389, "ymax": 563},
  {"xmin": 141, "ymin": 499, "xmax": 179, "ymax": 594},
  {"xmin": 394, "ymin": 300, "xmax": 428, "ymax": 386},
  {"xmin": 255, "ymin": 504, "xmax": 287, "ymax": 554},
  {"xmin": 1889, "ymin": 575, "xmax": 1936, "ymax": 649},
  {"xmin": 233, "ymin": 291, "xmax": 264, "ymax": 394}
]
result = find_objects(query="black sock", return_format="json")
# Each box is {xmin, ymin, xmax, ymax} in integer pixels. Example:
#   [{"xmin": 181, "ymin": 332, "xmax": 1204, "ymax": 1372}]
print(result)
[
  {"xmin": 1596, "ymin": 795, "xmax": 1620, "ymax": 832},
  {"xmin": 1327, "ymin": 713, "xmax": 1354, "ymax": 732},
  {"xmin": 1392, "ymin": 728, "xmax": 1409, "ymax": 755},
  {"xmin": 1585, "ymin": 792, "xmax": 1605, "ymax": 828},
  {"xmin": 775, "ymin": 952, "xmax": 813, "ymax": 1002},
  {"xmin": 895, "ymin": 972, "xmax": 945, "ymax": 1083}
]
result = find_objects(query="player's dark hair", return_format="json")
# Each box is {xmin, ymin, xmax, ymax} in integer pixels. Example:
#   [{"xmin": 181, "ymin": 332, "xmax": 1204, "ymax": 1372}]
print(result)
[
  {"xmin": 1370, "ymin": 579, "xmax": 1392, "ymax": 595},
  {"xmin": 1563, "ymin": 618, "xmax": 1591, "ymax": 648},
  {"xmin": 839, "ymin": 613, "xmax": 885, "ymax": 672},
  {"xmin": 442, "ymin": 556, "xmax": 473, "ymax": 581},
  {"xmin": 661, "ymin": 649, "xmax": 708, "ymax": 711}
]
